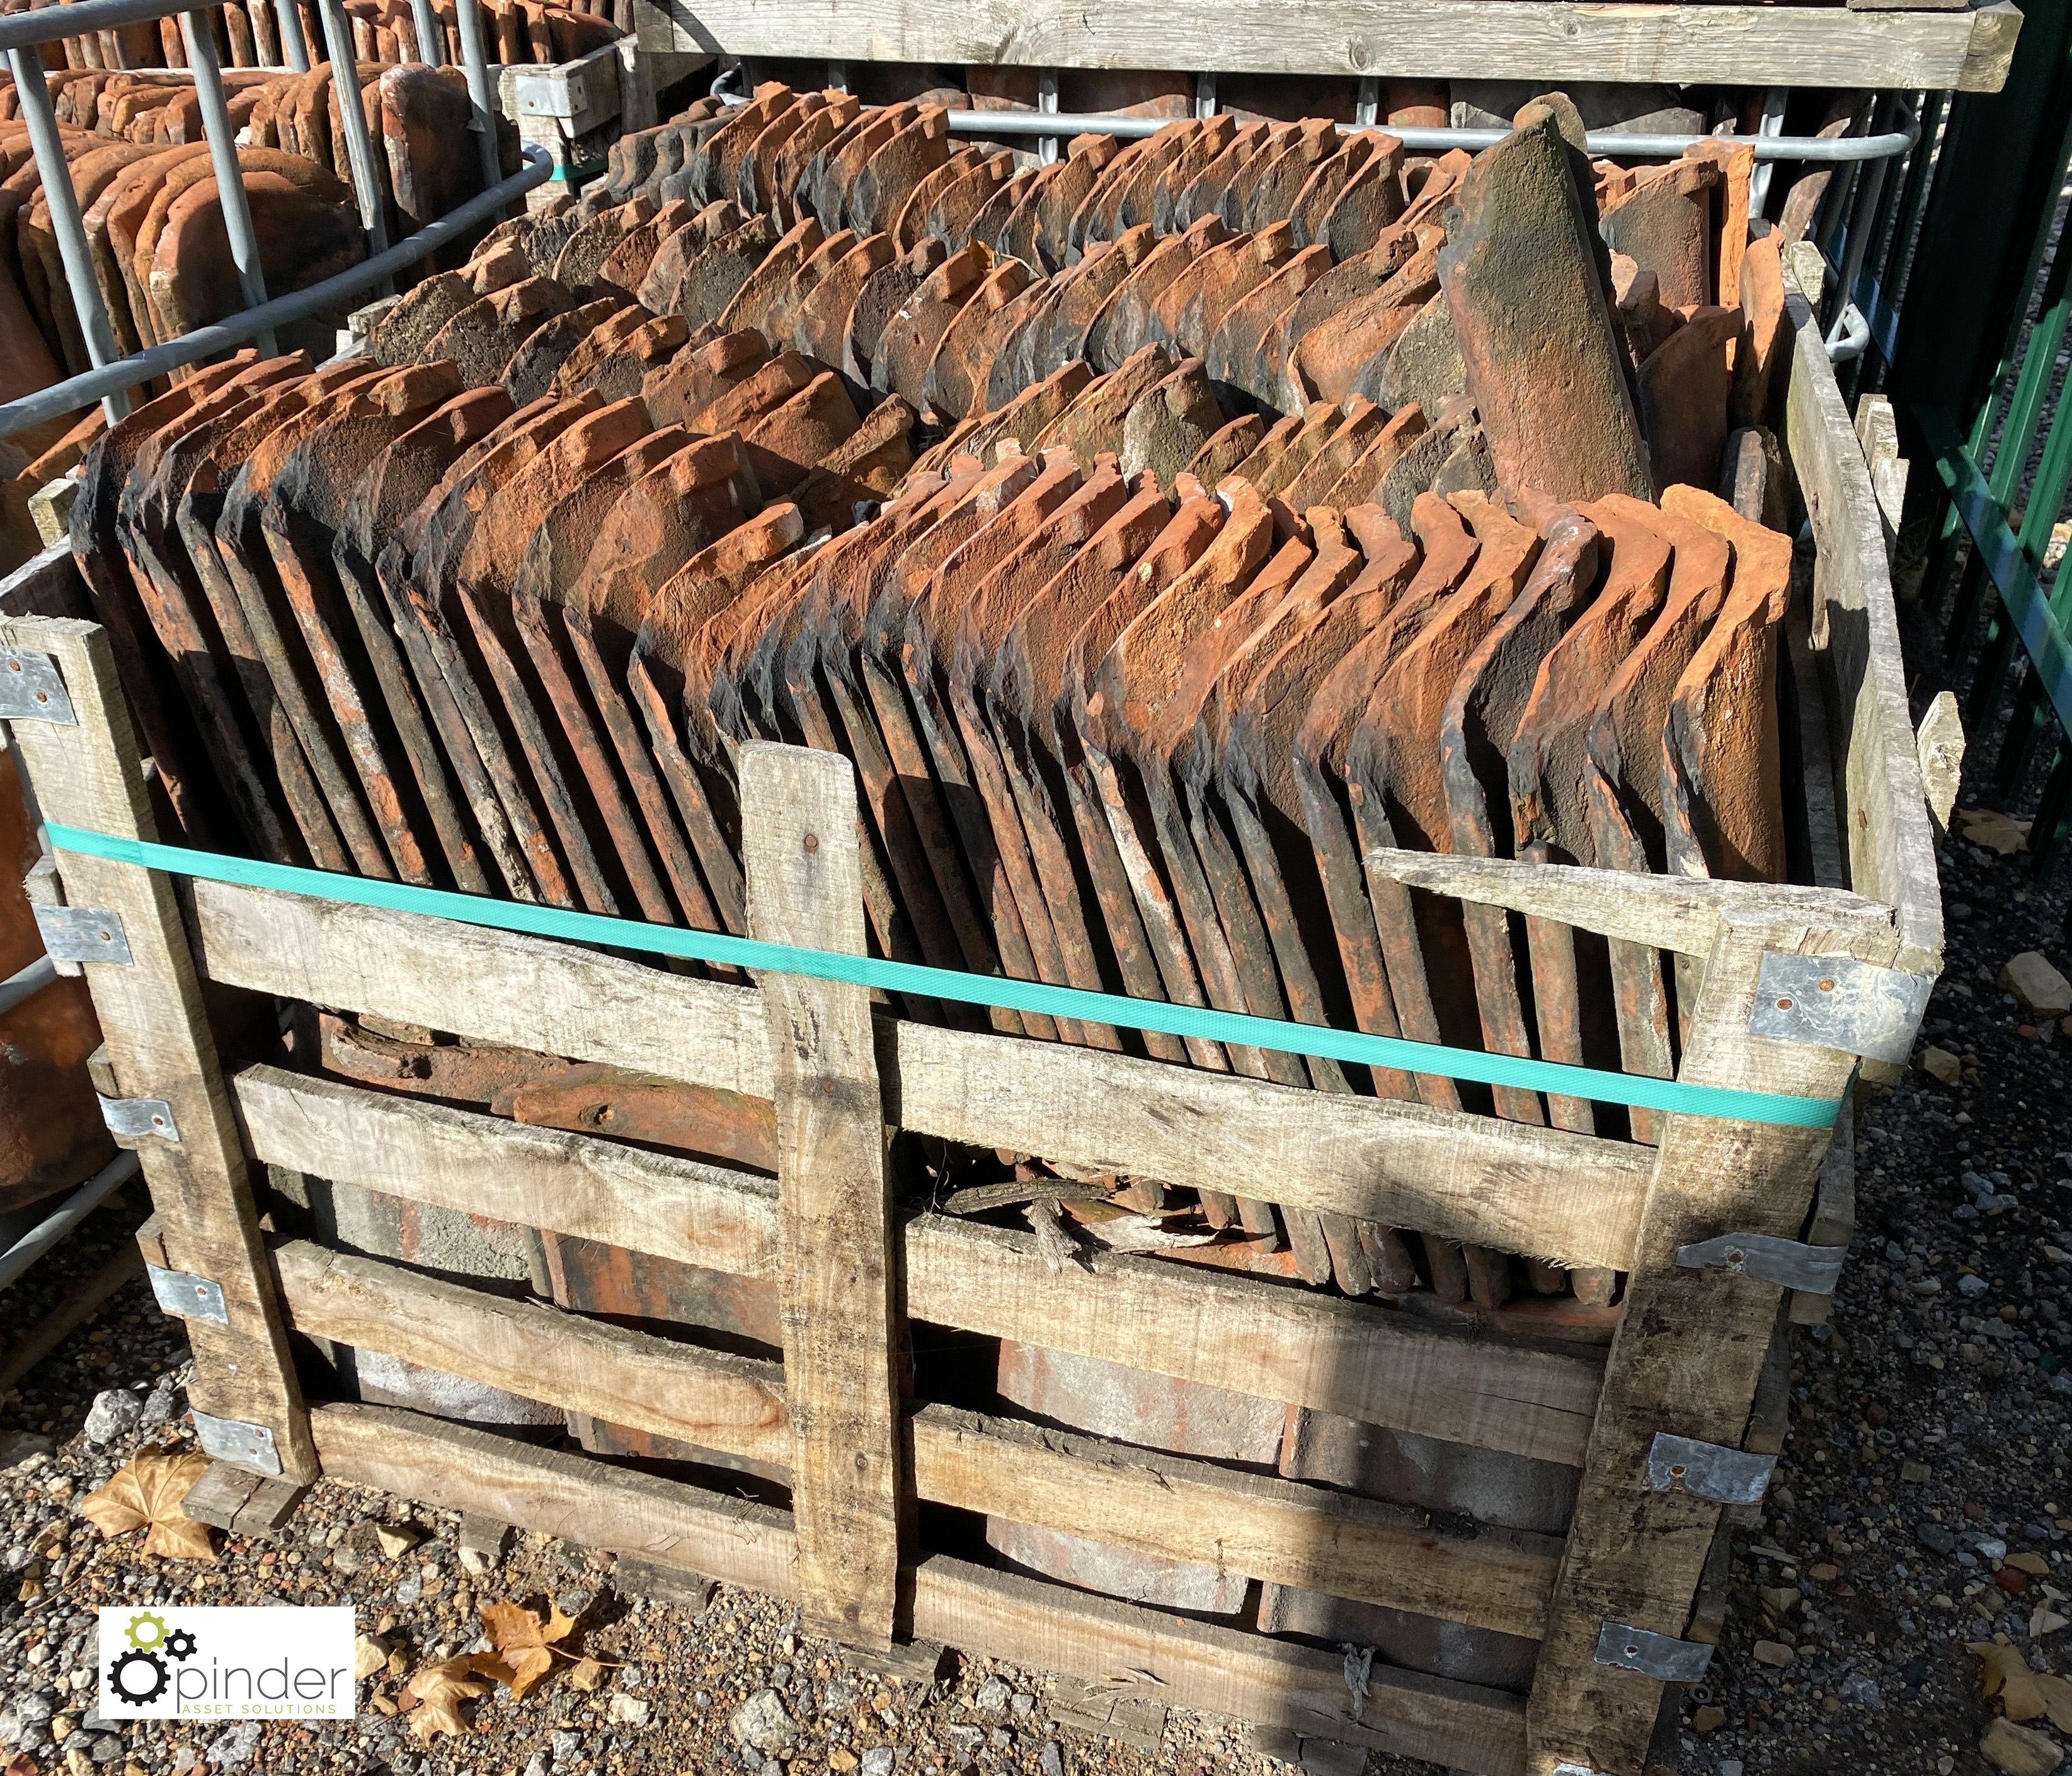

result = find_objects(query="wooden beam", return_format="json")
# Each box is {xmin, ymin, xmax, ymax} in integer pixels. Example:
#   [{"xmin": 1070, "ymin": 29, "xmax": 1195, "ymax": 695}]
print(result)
[
  {"xmin": 271, "ymin": 1238, "xmax": 1555, "ymax": 1635},
  {"xmin": 232, "ymin": 1065, "xmax": 1602, "ymax": 1465},
  {"xmin": 1359, "ymin": 849, "xmax": 1893, "ymax": 956},
  {"xmin": 1523, "ymin": 920, "xmax": 1884, "ymax": 1775},
  {"xmin": 741, "ymin": 742, "xmax": 905, "ymax": 1649},
  {"xmin": 907, "ymin": 1217, "xmax": 1601, "ymax": 1467},
  {"xmin": 188, "ymin": 880, "xmax": 1651, "ymax": 1271},
  {"xmin": 1783, "ymin": 293, "xmax": 1945, "ymax": 976},
  {"xmin": 2, "ymin": 617, "xmax": 315, "ymax": 1482},
  {"xmin": 630, "ymin": 0, "xmax": 2013, "ymax": 91},
  {"xmin": 231, "ymin": 1066, "xmax": 780, "ymax": 1281},
  {"xmin": 270, "ymin": 1239, "xmax": 792, "ymax": 1469},
  {"xmin": 311, "ymin": 1401, "xmax": 1529, "ymax": 1776}
]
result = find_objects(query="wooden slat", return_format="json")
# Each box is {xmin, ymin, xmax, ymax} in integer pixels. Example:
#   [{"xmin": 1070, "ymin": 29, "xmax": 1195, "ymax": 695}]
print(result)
[
  {"xmin": 271, "ymin": 1239, "xmax": 793, "ymax": 1468},
  {"xmin": 3, "ymin": 617, "xmax": 316, "ymax": 1482},
  {"xmin": 911, "ymin": 1559, "xmax": 1526, "ymax": 1776},
  {"xmin": 1523, "ymin": 919, "xmax": 1886, "ymax": 1774},
  {"xmin": 906, "ymin": 1217, "xmax": 1601, "ymax": 1466},
  {"xmin": 910, "ymin": 1406, "xmax": 1560, "ymax": 1641},
  {"xmin": 186, "ymin": 879, "xmax": 1652, "ymax": 1271},
  {"xmin": 1790, "ymin": 1109, "xmax": 1855, "ymax": 1327},
  {"xmin": 885, "ymin": 1017, "xmax": 1649, "ymax": 1271},
  {"xmin": 310, "ymin": 1400, "xmax": 799, "ymax": 1596},
  {"xmin": 1783, "ymin": 291, "xmax": 1945, "ymax": 976},
  {"xmin": 231, "ymin": 1066, "xmax": 1603, "ymax": 1464},
  {"xmin": 1361, "ymin": 849, "xmax": 1892, "ymax": 955},
  {"xmin": 310, "ymin": 1401, "xmax": 1529, "ymax": 1776},
  {"xmin": 741, "ymin": 742, "xmax": 905, "ymax": 1649},
  {"xmin": 232, "ymin": 1067, "xmax": 780, "ymax": 1280},
  {"xmin": 0, "ymin": 539, "xmax": 91, "ymax": 620},
  {"xmin": 272, "ymin": 1239, "xmax": 1557, "ymax": 1636},
  {"xmin": 631, "ymin": 0, "xmax": 2017, "ymax": 92}
]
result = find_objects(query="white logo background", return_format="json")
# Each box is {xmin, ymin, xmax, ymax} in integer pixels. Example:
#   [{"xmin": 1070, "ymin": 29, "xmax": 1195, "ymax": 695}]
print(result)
[{"xmin": 98, "ymin": 1607, "xmax": 356, "ymax": 1720}]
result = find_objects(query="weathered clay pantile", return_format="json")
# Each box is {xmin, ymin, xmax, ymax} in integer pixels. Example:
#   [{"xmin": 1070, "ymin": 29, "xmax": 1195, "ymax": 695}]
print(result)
[{"xmin": 1438, "ymin": 116, "xmax": 1652, "ymax": 503}]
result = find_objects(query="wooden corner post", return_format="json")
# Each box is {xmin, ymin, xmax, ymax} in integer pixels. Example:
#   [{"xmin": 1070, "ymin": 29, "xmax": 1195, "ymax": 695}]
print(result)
[
  {"xmin": 1, "ymin": 616, "xmax": 317, "ymax": 1483},
  {"xmin": 1525, "ymin": 916, "xmax": 1889, "ymax": 1775},
  {"xmin": 741, "ymin": 740, "xmax": 906, "ymax": 1649}
]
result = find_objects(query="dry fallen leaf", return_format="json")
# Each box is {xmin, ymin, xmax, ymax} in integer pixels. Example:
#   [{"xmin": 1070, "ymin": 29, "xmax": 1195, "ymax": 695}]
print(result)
[
  {"xmin": 1958, "ymin": 808, "xmax": 2030, "ymax": 856},
  {"xmin": 1971, "ymin": 1639, "xmax": 2050, "ymax": 1721},
  {"xmin": 401, "ymin": 1656, "xmax": 491, "ymax": 1743},
  {"xmin": 2039, "ymin": 1671, "xmax": 2072, "ymax": 1734},
  {"xmin": 569, "ymin": 1658, "xmax": 606, "ymax": 1693},
  {"xmin": 476, "ymin": 1600, "xmax": 578, "ymax": 1702},
  {"xmin": 78, "ymin": 1450, "xmax": 216, "ymax": 1561}
]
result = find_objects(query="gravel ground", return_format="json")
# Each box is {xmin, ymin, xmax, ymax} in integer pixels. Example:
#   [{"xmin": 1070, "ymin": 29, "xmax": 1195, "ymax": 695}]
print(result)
[
  {"xmin": 1655, "ymin": 799, "xmax": 2072, "ymax": 1776},
  {"xmin": 3, "ymin": 777, "xmax": 2070, "ymax": 1776}
]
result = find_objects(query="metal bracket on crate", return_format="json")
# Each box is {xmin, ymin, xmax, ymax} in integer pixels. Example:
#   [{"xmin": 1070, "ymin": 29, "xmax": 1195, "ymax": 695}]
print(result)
[
  {"xmin": 98, "ymin": 1094, "xmax": 180, "ymax": 1142},
  {"xmin": 31, "ymin": 904, "xmax": 134, "ymax": 966},
  {"xmin": 1646, "ymin": 1433, "xmax": 1777, "ymax": 1504},
  {"xmin": 1676, "ymin": 1232, "xmax": 1846, "ymax": 1295},
  {"xmin": 147, "ymin": 1264, "xmax": 227, "ymax": 1326},
  {"xmin": 1746, "ymin": 952, "xmax": 1932, "ymax": 1064},
  {"xmin": 1593, "ymin": 1622, "xmax": 1715, "ymax": 1683},
  {"xmin": 0, "ymin": 646, "xmax": 74, "ymax": 723},
  {"xmin": 190, "ymin": 1411, "xmax": 282, "ymax": 1475}
]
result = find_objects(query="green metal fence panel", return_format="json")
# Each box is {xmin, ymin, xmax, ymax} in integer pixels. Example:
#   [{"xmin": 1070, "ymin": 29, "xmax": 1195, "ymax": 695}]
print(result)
[{"xmin": 1892, "ymin": 0, "xmax": 2072, "ymax": 877}]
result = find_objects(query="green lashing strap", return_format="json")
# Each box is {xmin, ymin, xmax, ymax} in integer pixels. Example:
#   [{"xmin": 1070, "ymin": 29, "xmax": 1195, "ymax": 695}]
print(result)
[{"xmin": 48, "ymin": 823, "xmax": 1842, "ymax": 1130}]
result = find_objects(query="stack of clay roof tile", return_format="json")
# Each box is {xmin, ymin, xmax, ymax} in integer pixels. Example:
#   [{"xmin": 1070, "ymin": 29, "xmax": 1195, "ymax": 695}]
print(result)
[
  {"xmin": 0, "ymin": 54, "xmax": 530, "ymax": 521},
  {"xmin": 67, "ymin": 92, "xmax": 1806, "ymax": 1321},
  {"xmin": 0, "ymin": 0, "xmax": 617, "ymax": 77}
]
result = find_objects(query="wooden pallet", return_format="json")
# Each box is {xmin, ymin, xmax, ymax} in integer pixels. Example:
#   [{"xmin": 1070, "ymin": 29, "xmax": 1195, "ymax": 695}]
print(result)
[{"xmin": 0, "ymin": 288, "xmax": 1938, "ymax": 1776}]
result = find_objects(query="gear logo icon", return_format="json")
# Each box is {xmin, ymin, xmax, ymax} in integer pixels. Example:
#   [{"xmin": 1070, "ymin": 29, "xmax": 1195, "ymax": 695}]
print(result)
[
  {"xmin": 108, "ymin": 1647, "xmax": 169, "ymax": 1705},
  {"xmin": 124, "ymin": 1611, "xmax": 168, "ymax": 1652},
  {"xmin": 164, "ymin": 1628, "xmax": 198, "ymax": 1662}
]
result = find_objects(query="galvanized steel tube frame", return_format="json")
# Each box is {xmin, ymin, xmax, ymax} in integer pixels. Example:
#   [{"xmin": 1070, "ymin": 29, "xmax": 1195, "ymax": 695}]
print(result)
[
  {"xmin": 4, "ymin": 48, "xmax": 134, "ymax": 426},
  {"xmin": 179, "ymin": 6, "xmax": 279, "ymax": 354},
  {"xmin": 942, "ymin": 98, "xmax": 1923, "ymax": 163}
]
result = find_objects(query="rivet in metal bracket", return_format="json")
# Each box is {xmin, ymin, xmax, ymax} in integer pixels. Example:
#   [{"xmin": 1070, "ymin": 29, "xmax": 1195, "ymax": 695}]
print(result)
[
  {"xmin": 0, "ymin": 647, "xmax": 75, "ymax": 724},
  {"xmin": 31, "ymin": 904, "xmax": 133, "ymax": 966},
  {"xmin": 1676, "ymin": 1232, "xmax": 1846, "ymax": 1295},
  {"xmin": 1593, "ymin": 1621, "xmax": 1714, "ymax": 1683},
  {"xmin": 1647, "ymin": 1432, "xmax": 1777, "ymax": 1504},
  {"xmin": 190, "ymin": 1410, "xmax": 282, "ymax": 1475},
  {"xmin": 147, "ymin": 1263, "xmax": 227, "ymax": 1325},
  {"xmin": 98, "ymin": 1094, "xmax": 180, "ymax": 1142},
  {"xmin": 1747, "ymin": 952, "xmax": 1932, "ymax": 1065}
]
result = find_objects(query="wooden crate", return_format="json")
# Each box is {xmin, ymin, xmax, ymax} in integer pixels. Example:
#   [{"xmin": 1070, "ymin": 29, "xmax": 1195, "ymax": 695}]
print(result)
[{"xmin": 0, "ymin": 287, "xmax": 1939, "ymax": 1776}]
